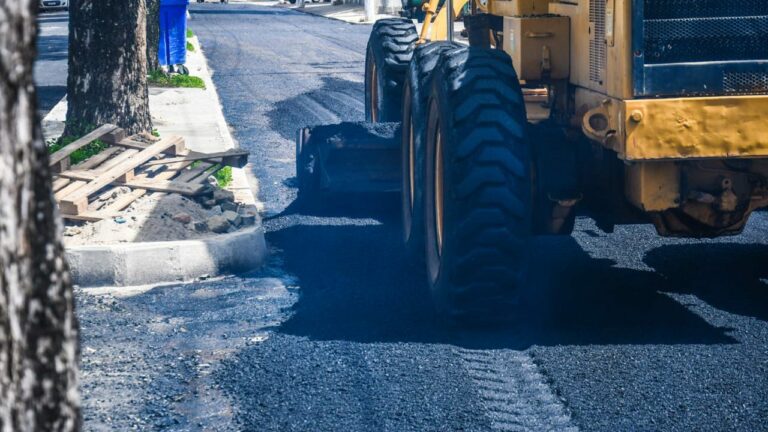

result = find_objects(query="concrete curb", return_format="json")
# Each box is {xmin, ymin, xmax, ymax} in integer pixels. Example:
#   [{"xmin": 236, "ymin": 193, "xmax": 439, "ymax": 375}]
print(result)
[{"xmin": 66, "ymin": 227, "xmax": 267, "ymax": 287}]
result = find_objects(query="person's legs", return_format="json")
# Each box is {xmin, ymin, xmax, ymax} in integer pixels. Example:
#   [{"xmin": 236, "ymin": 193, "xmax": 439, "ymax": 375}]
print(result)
[{"xmin": 158, "ymin": 8, "xmax": 170, "ymax": 67}]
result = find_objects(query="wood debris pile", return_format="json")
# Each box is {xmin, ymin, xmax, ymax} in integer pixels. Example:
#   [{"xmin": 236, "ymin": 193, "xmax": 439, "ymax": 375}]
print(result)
[{"xmin": 50, "ymin": 124, "xmax": 250, "ymax": 223}]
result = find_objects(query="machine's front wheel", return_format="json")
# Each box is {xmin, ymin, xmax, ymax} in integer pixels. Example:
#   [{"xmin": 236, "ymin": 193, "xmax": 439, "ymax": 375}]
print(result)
[
  {"xmin": 365, "ymin": 18, "xmax": 417, "ymax": 122},
  {"xmin": 424, "ymin": 47, "xmax": 533, "ymax": 320},
  {"xmin": 402, "ymin": 41, "xmax": 460, "ymax": 260}
]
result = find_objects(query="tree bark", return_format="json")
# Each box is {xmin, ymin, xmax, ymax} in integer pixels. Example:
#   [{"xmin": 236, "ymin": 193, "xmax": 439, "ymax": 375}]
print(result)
[
  {"xmin": 65, "ymin": 0, "xmax": 153, "ymax": 136},
  {"xmin": 0, "ymin": 0, "xmax": 81, "ymax": 430},
  {"xmin": 146, "ymin": 0, "xmax": 160, "ymax": 71}
]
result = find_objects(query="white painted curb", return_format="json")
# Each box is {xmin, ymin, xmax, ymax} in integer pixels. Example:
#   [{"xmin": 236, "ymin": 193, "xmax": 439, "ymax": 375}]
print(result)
[{"xmin": 66, "ymin": 227, "xmax": 266, "ymax": 287}]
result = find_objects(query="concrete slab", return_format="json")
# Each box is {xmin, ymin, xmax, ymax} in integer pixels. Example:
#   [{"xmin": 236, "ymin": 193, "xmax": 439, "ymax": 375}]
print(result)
[{"xmin": 66, "ymin": 227, "xmax": 266, "ymax": 287}]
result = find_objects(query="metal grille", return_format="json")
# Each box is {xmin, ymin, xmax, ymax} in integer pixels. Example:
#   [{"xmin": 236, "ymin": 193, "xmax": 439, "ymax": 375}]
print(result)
[
  {"xmin": 724, "ymin": 72, "xmax": 768, "ymax": 94},
  {"xmin": 644, "ymin": 16, "xmax": 768, "ymax": 64},
  {"xmin": 589, "ymin": 0, "xmax": 606, "ymax": 84},
  {"xmin": 644, "ymin": 0, "xmax": 768, "ymax": 19},
  {"xmin": 643, "ymin": 1, "xmax": 768, "ymax": 64}
]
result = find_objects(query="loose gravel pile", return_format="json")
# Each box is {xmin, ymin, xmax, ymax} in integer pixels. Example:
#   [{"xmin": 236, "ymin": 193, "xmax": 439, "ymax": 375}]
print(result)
[{"xmin": 63, "ymin": 190, "xmax": 258, "ymax": 246}]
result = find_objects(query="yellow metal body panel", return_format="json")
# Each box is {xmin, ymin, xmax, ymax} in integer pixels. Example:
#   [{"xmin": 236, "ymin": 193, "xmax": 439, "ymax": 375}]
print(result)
[
  {"xmin": 428, "ymin": 0, "xmax": 468, "ymax": 41},
  {"xmin": 502, "ymin": 16, "xmax": 570, "ymax": 81},
  {"xmin": 548, "ymin": 0, "xmax": 633, "ymax": 99},
  {"xmin": 490, "ymin": 0, "xmax": 549, "ymax": 16},
  {"xmin": 625, "ymin": 162, "xmax": 680, "ymax": 211},
  {"xmin": 623, "ymin": 95, "xmax": 768, "ymax": 160},
  {"xmin": 607, "ymin": 0, "xmax": 633, "ymax": 99}
]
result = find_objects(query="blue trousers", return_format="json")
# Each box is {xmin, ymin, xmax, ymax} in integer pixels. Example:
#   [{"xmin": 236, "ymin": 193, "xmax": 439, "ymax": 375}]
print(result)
[{"xmin": 158, "ymin": 4, "xmax": 187, "ymax": 66}]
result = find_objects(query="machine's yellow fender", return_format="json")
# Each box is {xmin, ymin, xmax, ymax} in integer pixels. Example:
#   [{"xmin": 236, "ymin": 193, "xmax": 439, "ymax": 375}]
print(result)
[{"xmin": 418, "ymin": 0, "xmax": 468, "ymax": 43}]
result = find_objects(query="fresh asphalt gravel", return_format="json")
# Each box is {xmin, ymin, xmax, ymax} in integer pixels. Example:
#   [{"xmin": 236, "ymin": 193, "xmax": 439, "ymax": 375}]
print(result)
[
  {"xmin": 35, "ymin": 10, "xmax": 69, "ymax": 116},
  {"xmin": 39, "ymin": 3, "xmax": 768, "ymax": 431},
  {"xmin": 189, "ymin": 4, "xmax": 768, "ymax": 431}
]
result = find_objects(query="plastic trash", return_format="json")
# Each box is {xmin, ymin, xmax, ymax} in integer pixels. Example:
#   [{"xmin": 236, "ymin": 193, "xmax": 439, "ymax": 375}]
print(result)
[{"xmin": 158, "ymin": 0, "xmax": 190, "ymax": 68}]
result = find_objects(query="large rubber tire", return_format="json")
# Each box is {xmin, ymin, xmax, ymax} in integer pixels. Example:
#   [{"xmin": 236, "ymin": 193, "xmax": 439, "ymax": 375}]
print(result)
[
  {"xmin": 424, "ymin": 47, "xmax": 532, "ymax": 320},
  {"xmin": 402, "ymin": 41, "xmax": 460, "ymax": 260},
  {"xmin": 365, "ymin": 18, "xmax": 417, "ymax": 122}
]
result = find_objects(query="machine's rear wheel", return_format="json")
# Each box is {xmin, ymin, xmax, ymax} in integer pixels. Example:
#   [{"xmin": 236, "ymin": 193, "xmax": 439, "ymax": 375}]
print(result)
[
  {"xmin": 424, "ymin": 47, "xmax": 532, "ymax": 320},
  {"xmin": 402, "ymin": 42, "xmax": 460, "ymax": 260},
  {"xmin": 365, "ymin": 18, "xmax": 417, "ymax": 122}
]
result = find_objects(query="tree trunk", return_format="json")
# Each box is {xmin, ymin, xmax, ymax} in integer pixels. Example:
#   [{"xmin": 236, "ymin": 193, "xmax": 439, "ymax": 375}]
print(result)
[
  {"xmin": 65, "ymin": 0, "xmax": 152, "ymax": 136},
  {"xmin": 0, "ymin": 1, "xmax": 81, "ymax": 430},
  {"xmin": 146, "ymin": 0, "xmax": 161, "ymax": 71}
]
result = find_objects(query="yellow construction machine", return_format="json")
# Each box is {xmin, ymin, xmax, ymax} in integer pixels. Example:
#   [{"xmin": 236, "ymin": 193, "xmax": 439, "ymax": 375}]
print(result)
[{"xmin": 296, "ymin": 0, "xmax": 768, "ymax": 319}]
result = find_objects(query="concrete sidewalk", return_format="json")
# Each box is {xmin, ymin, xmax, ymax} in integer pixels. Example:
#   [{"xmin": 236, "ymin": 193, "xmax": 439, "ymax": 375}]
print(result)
[
  {"xmin": 43, "ymin": 37, "xmax": 237, "ymax": 155},
  {"xmin": 279, "ymin": 1, "xmax": 398, "ymax": 24}
]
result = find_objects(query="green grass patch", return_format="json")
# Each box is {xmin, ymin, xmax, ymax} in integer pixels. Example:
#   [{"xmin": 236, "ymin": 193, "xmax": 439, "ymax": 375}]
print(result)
[
  {"xmin": 47, "ymin": 136, "xmax": 108, "ymax": 165},
  {"xmin": 186, "ymin": 28, "xmax": 194, "ymax": 38},
  {"xmin": 148, "ymin": 69, "xmax": 205, "ymax": 89},
  {"xmin": 213, "ymin": 166, "xmax": 233, "ymax": 188},
  {"xmin": 191, "ymin": 163, "xmax": 232, "ymax": 187},
  {"xmin": 186, "ymin": 41, "xmax": 195, "ymax": 52},
  {"xmin": 201, "ymin": 164, "xmax": 233, "ymax": 188}
]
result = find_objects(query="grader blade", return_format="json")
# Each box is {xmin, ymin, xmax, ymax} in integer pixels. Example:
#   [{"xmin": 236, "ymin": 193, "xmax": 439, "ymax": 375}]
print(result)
[{"xmin": 296, "ymin": 122, "xmax": 401, "ymax": 197}]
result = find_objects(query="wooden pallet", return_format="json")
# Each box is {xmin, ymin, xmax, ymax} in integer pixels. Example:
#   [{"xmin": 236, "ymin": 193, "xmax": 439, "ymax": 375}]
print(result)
[{"xmin": 50, "ymin": 124, "xmax": 249, "ymax": 222}]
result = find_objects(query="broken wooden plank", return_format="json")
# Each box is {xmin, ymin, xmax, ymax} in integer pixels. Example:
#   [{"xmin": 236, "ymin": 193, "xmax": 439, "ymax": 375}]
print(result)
[
  {"xmin": 91, "ymin": 189, "xmax": 146, "ymax": 215},
  {"xmin": 142, "ymin": 149, "xmax": 249, "ymax": 168},
  {"xmin": 101, "ymin": 127, "xmax": 126, "ymax": 145},
  {"xmin": 174, "ymin": 162, "xmax": 215, "ymax": 183},
  {"xmin": 48, "ymin": 124, "xmax": 118, "ymax": 168},
  {"xmin": 58, "ymin": 135, "xmax": 185, "ymax": 215},
  {"xmin": 52, "ymin": 147, "xmax": 120, "ymax": 196},
  {"xmin": 194, "ymin": 165, "xmax": 224, "ymax": 184},
  {"xmin": 87, "ymin": 160, "xmax": 196, "ymax": 219},
  {"xmin": 56, "ymin": 169, "xmax": 205, "ymax": 195},
  {"xmin": 114, "ymin": 137, "xmax": 186, "ymax": 156},
  {"xmin": 52, "ymin": 178, "xmax": 71, "ymax": 193},
  {"xmin": 61, "ymin": 213, "xmax": 105, "ymax": 222},
  {"xmin": 55, "ymin": 180, "xmax": 87, "ymax": 200},
  {"xmin": 93, "ymin": 149, "xmax": 138, "ymax": 174},
  {"xmin": 71, "ymin": 146, "xmax": 121, "ymax": 171},
  {"xmin": 111, "ymin": 139, "xmax": 148, "ymax": 150},
  {"xmin": 54, "ymin": 149, "xmax": 139, "ymax": 201}
]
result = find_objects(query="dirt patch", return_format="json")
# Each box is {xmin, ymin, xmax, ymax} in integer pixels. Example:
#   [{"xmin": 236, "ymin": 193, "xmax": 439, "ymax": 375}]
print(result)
[{"xmin": 63, "ymin": 191, "xmax": 257, "ymax": 247}]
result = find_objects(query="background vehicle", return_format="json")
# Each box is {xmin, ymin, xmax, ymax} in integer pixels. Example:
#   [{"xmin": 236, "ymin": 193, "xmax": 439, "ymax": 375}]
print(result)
[
  {"xmin": 297, "ymin": 0, "xmax": 768, "ymax": 320},
  {"xmin": 39, "ymin": 0, "xmax": 68, "ymax": 11}
]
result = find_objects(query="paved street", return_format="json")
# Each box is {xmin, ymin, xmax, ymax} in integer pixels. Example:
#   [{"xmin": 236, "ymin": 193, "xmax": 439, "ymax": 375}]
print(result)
[
  {"xmin": 188, "ymin": 3, "xmax": 768, "ymax": 431},
  {"xmin": 36, "ymin": 3, "xmax": 768, "ymax": 431},
  {"xmin": 35, "ymin": 9, "xmax": 69, "ymax": 116}
]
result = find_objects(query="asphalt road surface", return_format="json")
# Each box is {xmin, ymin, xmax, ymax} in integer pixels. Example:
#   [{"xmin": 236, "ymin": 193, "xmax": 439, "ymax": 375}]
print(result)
[
  {"xmin": 188, "ymin": 4, "xmax": 768, "ymax": 431},
  {"xmin": 38, "ymin": 3, "xmax": 768, "ymax": 431},
  {"xmin": 35, "ymin": 9, "xmax": 69, "ymax": 116}
]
